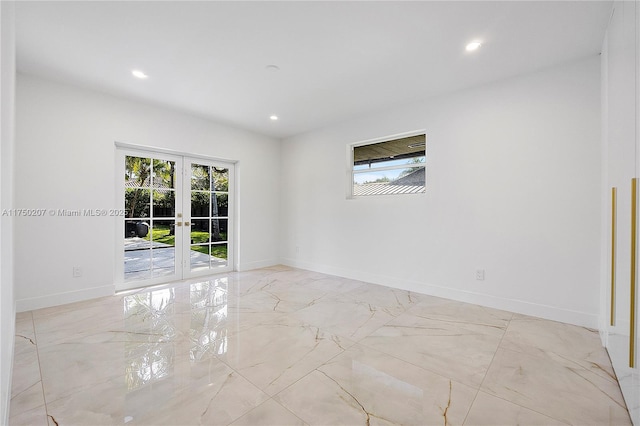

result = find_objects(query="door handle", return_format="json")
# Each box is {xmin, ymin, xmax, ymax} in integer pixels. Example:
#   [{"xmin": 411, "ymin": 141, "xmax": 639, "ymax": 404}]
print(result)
[
  {"xmin": 185, "ymin": 222, "xmax": 190, "ymax": 226},
  {"xmin": 611, "ymin": 187, "xmax": 617, "ymax": 326},
  {"xmin": 631, "ymin": 178, "xmax": 638, "ymax": 368},
  {"xmin": 176, "ymin": 221, "xmax": 182, "ymax": 227}
]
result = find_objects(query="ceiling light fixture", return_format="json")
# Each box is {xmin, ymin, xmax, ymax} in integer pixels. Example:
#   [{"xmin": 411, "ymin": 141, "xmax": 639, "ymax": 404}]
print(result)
[
  {"xmin": 265, "ymin": 65, "xmax": 280, "ymax": 72},
  {"xmin": 131, "ymin": 69, "xmax": 148, "ymax": 79},
  {"xmin": 270, "ymin": 115, "xmax": 279, "ymax": 121},
  {"xmin": 465, "ymin": 41, "xmax": 482, "ymax": 52}
]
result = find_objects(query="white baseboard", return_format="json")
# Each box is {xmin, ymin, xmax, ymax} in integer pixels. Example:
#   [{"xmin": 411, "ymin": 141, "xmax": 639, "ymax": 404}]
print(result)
[
  {"xmin": 15, "ymin": 284, "xmax": 115, "ymax": 312},
  {"xmin": 237, "ymin": 258, "xmax": 279, "ymax": 272},
  {"xmin": 281, "ymin": 258, "xmax": 599, "ymax": 329},
  {"xmin": 13, "ymin": 259, "xmax": 599, "ymax": 329}
]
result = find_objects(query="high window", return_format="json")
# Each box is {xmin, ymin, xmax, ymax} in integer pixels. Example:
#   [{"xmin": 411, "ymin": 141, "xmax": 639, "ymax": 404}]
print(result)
[{"xmin": 351, "ymin": 132, "xmax": 426, "ymax": 197}]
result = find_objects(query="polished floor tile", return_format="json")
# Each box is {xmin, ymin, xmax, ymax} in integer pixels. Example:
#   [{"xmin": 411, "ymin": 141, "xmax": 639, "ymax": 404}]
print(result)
[
  {"xmin": 8, "ymin": 266, "xmax": 632, "ymax": 425},
  {"xmin": 9, "ymin": 312, "xmax": 48, "ymax": 426},
  {"xmin": 217, "ymin": 315, "xmax": 354, "ymax": 396},
  {"xmin": 358, "ymin": 310, "xmax": 504, "ymax": 388},
  {"xmin": 275, "ymin": 343, "xmax": 477, "ymax": 425},
  {"xmin": 229, "ymin": 399, "xmax": 305, "ymax": 426},
  {"xmin": 481, "ymin": 347, "xmax": 628, "ymax": 425},
  {"xmin": 464, "ymin": 392, "xmax": 566, "ymax": 425}
]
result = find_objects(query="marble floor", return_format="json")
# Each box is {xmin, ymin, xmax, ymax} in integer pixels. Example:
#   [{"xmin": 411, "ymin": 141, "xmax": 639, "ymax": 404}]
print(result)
[{"xmin": 8, "ymin": 266, "xmax": 632, "ymax": 425}]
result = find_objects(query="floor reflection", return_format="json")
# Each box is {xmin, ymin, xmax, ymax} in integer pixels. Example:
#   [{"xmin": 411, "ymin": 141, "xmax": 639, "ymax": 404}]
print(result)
[
  {"xmin": 124, "ymin": 288, "xmax": 176, "ymax": 391},
  {"xmin": 122, "ymin": 278, "xmax": 229, "ymax": 392},
  {"xmin": 189, "ymin": 279, "xmax": 229, "ymax": 360}
]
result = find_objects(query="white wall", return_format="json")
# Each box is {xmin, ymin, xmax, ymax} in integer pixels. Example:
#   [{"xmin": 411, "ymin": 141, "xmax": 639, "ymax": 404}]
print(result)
[
  {"xmin": 14, "ymin": 74, "xmax": 281, "ymax": 311},
  {"xmin": 0, "ymin": 2, "xmax": 16, "ymax": 424},
  {"xmin": 281, "ymin": 56, "xmax": 602, "ymax": 328}
]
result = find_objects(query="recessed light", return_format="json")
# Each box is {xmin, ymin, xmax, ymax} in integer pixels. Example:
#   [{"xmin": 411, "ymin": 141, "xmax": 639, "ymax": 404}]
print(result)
[
  {"xmin": 132, "ymin": 70, "xmax": 148, "ymax": 79},
  {"xmin": 465, "ymin": 41, "xmax": 482, "ymax": 52},
  {"xmin": 270, "ymin": 115, "xmax": 279, "ymax": 121},
  {"xmin": 265, "ymin": 65, "xmax": 280, "ymax": 72}
]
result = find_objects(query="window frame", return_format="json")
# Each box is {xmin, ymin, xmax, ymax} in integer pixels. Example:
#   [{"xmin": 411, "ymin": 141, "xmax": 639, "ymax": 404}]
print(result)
[{"xmin": 347, "ymin": 130, "xmax": 427, "ymax": 199}]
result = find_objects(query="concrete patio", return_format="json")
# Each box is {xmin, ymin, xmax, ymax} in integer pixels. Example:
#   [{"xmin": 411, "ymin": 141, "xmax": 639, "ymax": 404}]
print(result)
[{"xmin": 124, "ymin": 237, "xmax": 226, "ymax": 280}]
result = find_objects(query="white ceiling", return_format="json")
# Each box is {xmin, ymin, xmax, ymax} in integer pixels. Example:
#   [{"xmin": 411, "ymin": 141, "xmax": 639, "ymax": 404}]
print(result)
[{"xmin": 15, "ymin": 1, "xmax": 613, "ymax": 139}]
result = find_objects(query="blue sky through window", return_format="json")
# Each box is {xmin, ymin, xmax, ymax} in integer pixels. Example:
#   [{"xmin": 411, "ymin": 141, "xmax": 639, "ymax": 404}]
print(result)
[{"xmin": 353, "ymin": 156, "xmax": 425, "ymax": 184}]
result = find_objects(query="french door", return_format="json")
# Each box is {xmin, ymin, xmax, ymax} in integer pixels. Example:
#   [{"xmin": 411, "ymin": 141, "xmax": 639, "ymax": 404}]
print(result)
[{"xmin": 116, "ymin": 148, "xmax": 235, "ymax": 291}]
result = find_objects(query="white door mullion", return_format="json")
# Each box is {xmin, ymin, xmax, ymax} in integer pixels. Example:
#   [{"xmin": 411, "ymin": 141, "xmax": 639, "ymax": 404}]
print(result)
[{"xmin": 182, "ymin": 159, "xmax": 192, "ymax": 277}]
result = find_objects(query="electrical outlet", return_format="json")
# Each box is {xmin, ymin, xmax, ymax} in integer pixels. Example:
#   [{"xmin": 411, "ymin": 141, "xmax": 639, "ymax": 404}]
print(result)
[
  {"xmin": 475, "ymin": 269, "xmax": 485, "ymax": 280},
  {"xmin": 73, "ymin": 267, "xmax": 82, "ymax": 278}
]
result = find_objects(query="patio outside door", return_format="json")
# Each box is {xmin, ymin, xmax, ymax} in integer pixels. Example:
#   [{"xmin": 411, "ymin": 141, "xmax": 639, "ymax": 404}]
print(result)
[{"xmin": 116, "ymin": 149, "xmax": 234, "ymax": 291}]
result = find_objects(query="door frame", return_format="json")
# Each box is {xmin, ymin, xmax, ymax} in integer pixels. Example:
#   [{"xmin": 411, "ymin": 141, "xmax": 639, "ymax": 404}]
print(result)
[{"xmin": 114, "ymin": 142, "xmax": 238, "ymax": 291}]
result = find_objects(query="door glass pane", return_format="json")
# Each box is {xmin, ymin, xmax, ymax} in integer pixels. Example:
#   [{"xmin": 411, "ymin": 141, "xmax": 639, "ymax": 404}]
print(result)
[
  {"xmin": 124, "ymin": 219, "xmax": 151, "ymax": 281},
  {"xmin": 190, "ymin": 219, "xmax": 210, "ymax": 271},
  {"xmin": 124, "ymin": 219, "xmax": 151, "ymax": 241},
  {"xmin": 211, "ymin": 193, "xmax": 228, "ymax": 217},
  {"xmin": 126, "ymin": 188, "xmax": 150, "ymax": 219},
  {"xmin": 153, "ymin": 190, "xmax": 175, "ymax": 217},
  {"xmin": 191, "ymin": 164, "xmax": 210, "ymax": 190},
  {"xmin": 125, "ymin": 249, "xmax": 152, "ymax": 281},
  {"xmin": 153, "ymin": 159, "xmax": 176, "ymax": 189},
  {"xmin": 125, "ymin": 157, "xmax": 151, "ymax": 187},
  {"xmin": 190, "ymin": 219, "xmax": 209, "ymax": 244},
  {"xmin": 211, "ymin": 243, "xmax": 228, "ymax": 268},
  {"xmin": 211, "ymin": 167, "xmax": 228, "ymax": 191},
  {"xmin": 190, "ymin": 244, "xmax": 210, "ymax": 271},
  {"xmin": 150, "ymin": 220, "xmax": 175, "ymax": 278},
  {"xmin": 210, "ymin": 219, "xmax": 227, "ymax": 242},
  {"xmin": 191, "ymin": 191, "xmax": 209, "ymax": 218}
]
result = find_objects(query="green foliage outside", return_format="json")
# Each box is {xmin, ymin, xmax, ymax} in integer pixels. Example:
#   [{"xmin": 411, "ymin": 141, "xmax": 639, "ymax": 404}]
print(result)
[
  {"xmin": 144, "ymin": 224, "xmax": 227, "ymax": 259},
  {"xmin": 191, "ymin": 241, "xmax": 228, "ymax": 259},
  {"xmin": 144, "ymin": 225, "xmax": 175, "ymax": 246},
  {"xmin": 210, "ymin": 245, "xmax": 228, "ymax": 259},
  {"xmin": 191, "ymin": 165, "xmax": 229, "ymax": 192},
  {"xmin": 125, "ymin": 156, "xmax": 176, "ymax": 218},
  {"xmin": 127, "ymin": 157, "xmax": 229, "ymax": 261}
]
